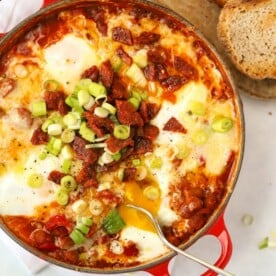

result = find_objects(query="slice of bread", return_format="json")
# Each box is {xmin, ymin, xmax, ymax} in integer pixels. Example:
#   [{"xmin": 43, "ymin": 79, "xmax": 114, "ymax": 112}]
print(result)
[{"xmin": 217, "ymin": 0, "xmax": 276, "ymax": 79}]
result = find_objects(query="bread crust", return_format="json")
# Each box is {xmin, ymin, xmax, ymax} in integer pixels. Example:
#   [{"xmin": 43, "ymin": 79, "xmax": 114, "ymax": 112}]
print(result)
[{"xmin": 217, "ymin": 0, "xmax": 276, "ymax": 79}]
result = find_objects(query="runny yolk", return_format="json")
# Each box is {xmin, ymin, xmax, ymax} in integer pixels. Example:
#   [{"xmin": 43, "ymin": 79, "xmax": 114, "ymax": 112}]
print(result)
[{"xmin": 119, "ymin": 181, "xmax": 161, "ymax": 233}]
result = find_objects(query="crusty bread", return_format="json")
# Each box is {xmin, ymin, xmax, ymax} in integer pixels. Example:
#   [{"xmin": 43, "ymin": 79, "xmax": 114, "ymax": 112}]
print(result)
[{"xmin": 217, "ymin": 0, "xmax": 276, "ymax": 79}]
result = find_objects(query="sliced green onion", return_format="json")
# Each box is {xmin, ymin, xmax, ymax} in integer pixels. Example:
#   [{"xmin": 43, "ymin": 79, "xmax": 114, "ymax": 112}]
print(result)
[
  {"xmin": 76, "ymin": 223, "xmax": 90, "ymax": 235},
  {"xmin": 79, "ymin": 122, "xmax": 95, "ymax": 142},
  {"xmin": 41, "ymin": 119, "xmax": 54, "ymax": 132},
  {"xmin": 99, "ymin": 152, "xmax": 114, "ymax": 165},
  {"xmin": 110, "ymin": 114, "xmax": 119, "ymax": 123},
  {"xmin": 189, "ymin": 101, "xmax": 206, "ymax": 116},
  {"xmin": 88, "ymin": 82, "xmax": 107, "ymax": 98},
  {"xmin": 117, "ymin": 168, "xmax": 124, "ymax": 181},
  {"xmin": 131, "ymin": 87, "xmax": 148, "ymax": 100},
  {"xmin": 27, "ymin": 173, "xmax": 44, "ymax": 188},
  {"xmin": 39, "ymin": 151, "xmax": 47, "ymax": 160},
  {"xmin": 128, "ymin": 97, "xmax": 140, "ymax": 110},
  {"xmin": 49, "ymin": 112, "xmax": 64, "ymax": 125},
  {"xmin": 133, "ymin": 49, "xmax": 148, "ymax": 68},
  {"xmin": 176, "ymin": 146, "xmax": 190, "ymax": 160},
  {"xmin": 126, "ymin": 63, "xmax": 147, "ymax": 87},
  {"xmin": 75, "ymin": 79, "xmax": 93, "ymax": 92},
  {"xmin": 85, "ymin": 142, "xmax": 106, "ymax": 149},
  {"xmin": 69, "ymin": 229, "xmax": 85, "ymax": 245},
  {"xmin": 56, "ymin": 188, "xmax": 69, "ymax": 205},
  {"xmin": 83, "ymin": 96, "xmax": 95, "ymax": 110},
  {"xmin": 95, "ymin": 94, "xmax": 107, "ymax": 104},
  {"xmin": 65, "ymin": 94, "xmax": 83, "ymax": 114},
  {"xmin": 150, "ymin": 157, "xmax": 163, "ymax": 169},
  {"xmin": 111, "ymin": 55, "xmax": 123, "ymax": 72},
  {"xmin": 143, "ymin": 185, "xmax": 160, "ymax": 200},
  {"xmin": 103, "ymin": 209, "xmax": 126, "ymax": 235},
  {"xmin": 44, "ymin": 79, "xmax": 60, "ymax": 92},
  {"xmin": 132, "ymin": 159, "xmax": 141, "ymax": 167},
  {"xmin": 72, "ymin": 199, "xmax": 87, "ymax": 214},
  {"xmin": 113, "ymin": 125, "xmax": 130, "ymax": 140},
  {"xmin": 112, "ymin": 152, "xmax": 121, "ymax": 161},
  {"xmin": 31, "ymin": 101, "xmax": 47, "ymax": 117},
  {"xmin": 61, "ymin": 129, "xmax": 76, "ymax": 143},
  {"xmin": 81, "ymin": 217, "xmax": 93, "ymax": 226},
  {"xmin": 63, "ymin": 112, "xmax": 81, "ymax": 130},
  {"xmin": 259, "ymin": 237, "xmax": 269, "ymax": 250},
  {"xmin": 61, "ymin": 159, "xmax": 71, "ymax": 174},
  {"xmin": 61, "ymin": 145, "xmax": 73, "ymax": 161},
  {"xmin": 102, "ymin": 102, "xmax": 117, "ymax": 115},
  {"xmin": 94, "ymin": 134, "xmax": 110, "ymax": 142},
  {"xmin": 192, "ymin": 130, "xmax": 209, "ymax": 145},
  {"xmin": 46, "ymin": 137, "xmax": 62, "ymax": 156},
  {"xmin": 211, "ymin": 116, "xmax": 233, "ymax": 133},
  {"xmin": 47, "ymin": 123, "xmax": 62, "ymax": 136},
  {"xmin": 78, "ymin": 90, "xmax": 91, "ymax": 106},
  {"xmin": 94, "ymin": 106, "xmax": 109, "ymax": 118},
  {"xmin": 60, "ymin": 175, "xmax": 77, "ymax": 192}
]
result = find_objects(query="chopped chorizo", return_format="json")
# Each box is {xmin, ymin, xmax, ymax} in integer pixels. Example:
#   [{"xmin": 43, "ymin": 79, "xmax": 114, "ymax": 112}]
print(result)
[
  {"xmin": 86, "ymin": 8, "xmax": 107, "ymax": 36},
  {"xmin": 161, "ymin": 75, "xmax": 187, "ymax": 92},
  {"xmin": 138, "ymin": 101, "xmax": 160, "ymax": 122},
  {"xmin": 124, "ymin": 241, "xmax": 139, "ymax": 257},
  {"xmin": 106, "ymin": 136, "xmax": 134, "ymax": 153},
  {"xmin": 58, "ymin": 99, "xmax": 70, "ymax": 115},
  {"xmin": 30, "ymin": 229, "xmax": 55, "ymax": 251},
  {"xmin": 100, "ymin": 60, "xmax": 114, "ymax": 88},
  {"xmin": 178, "ymin": 196, "xmax": 203, "ymax": 219},
  {"xmin": 116, "ymin": 100, "xmax": 144, "ymax": 126},
  {"xmin": 134, "ymin": 137, "xmax": 153, "ymax": 154},
  {"xmin": 0, "ymin": 78, "xmax": 16, "ymax": 98},
  {"xmin": 81, "ymin": 65, "xmax": 99, "ymax": 82},
  {"xmin": 96, "ymin": 189, "xmax": 122, "ymax": 205},
  {"xmin": 163, "ymin": 117, "xmax": 187, "ymax": 133},
  {"xmin": 147, "ymin": 46, "xmax": 169, "ymax": 64},
  {"xmin": 112, "ymin": 27, "xmax": 133, "ymax": 46},
  {"xmin": 143, "ymin": 63, "xmax": 168, "ymax": 81},
  {"xmin": 141, "ymin": 124, "xmax": 159, "ymax": 141},
  {"xmin": 116, "ymin": 46, "xmax": 132, "ymax": 66},
  {"xmin": 44, "ymin": 91, "xmax": 66, "ymax": 111},
  {"xmin": 72, "ymin": 136, "xmax": 98, "ymax": 164},
  {"xmin": 17, "ymin": 107, "xmax": 33, "ymax": 126},
  {"xmin": 45, "ymin": 215, "xmax": 72, "ymax": 232},
  {"xmin": 55, "ymin": 236, "xmax": 74, "ymax": 249},
  {"xmin": 135, "ymin": 32, "xmax": 160, "ymax": 45},
  {"xmin": 30, "ymin": 126, "xmax": 49, "ymax": 145},
  {"xmin": 48, "ymin": 170, "xmax": 65, "ymax": 184},
  {"xmin": 123, "ymin": 167, "xmax": 137, "ymax": 181},
  {"xmin": 63, "ymin": 249, "xmax": 79, "ymax": 264},
  {"xmin": 75, "ymin": 164, "xmax": 98, "ymax": 188},
  {"xmin": 51, "ymin": 226, "xmax": 68, "ymax": 237},
  {"xmin": 174, "ymin": 56, "xmax": 198, "ymax": 81},
  {"xmin": 110, "ymin": 76, "xmax": 129, "ymax": 100}
]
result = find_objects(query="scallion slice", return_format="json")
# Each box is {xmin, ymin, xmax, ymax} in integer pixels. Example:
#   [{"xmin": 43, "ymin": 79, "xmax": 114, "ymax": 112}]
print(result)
[
  {"xmin": 41, "ymin": 119, "xmax": 54, "ymax": 132},
  {"xmin": 63, "ymin": 112, "xmax": 81, "ymax": 130},
  {"xmin": 60, "ymin": 175, "xmax": 77, "ymax": 192},
  {"xmin": 211, "ymin": 116, "xmax": 233, "ymax": 133},
  {"xmin": 102, "ymin": 102, "xmax": 117, "ymax": 115},
  {"xmin": 56, "ymin": 188, "xmax": 69, "ymax": 206},
  {"xmin": 27, "ymin": 173, "xmax": 44, "ymax": 188},
  {"xmin": 46, "ymin": 137, "xmax": 62, "ymax": 156},
  {"xmin": 79, "ymin": 122, "xmax": 95, "ymax": 142},
  {"xmin": 103, "ymin": 209, "xmax": 126, "ymax": 235},
  {"xmin": 47, "ymin": 123, "xmax": 62, "ymax": 136},
  {"xmin": 113, "ymin": 125, "xmax": 130, "ymax": 140},
  {"xmin": 88, "ymin": 82, "xmax": 107, "ymax": 98},
  {"xmin": 85, "ymin": 142, "xmax": 106, "ymax": 149},
  {"xmin": 61, "ymin": 159, "xmax": 72, "ymax": 174},
  {"xmin": 69, "ymin": 229, "xmax": 85, "ymax": 245},
  {"xmin": 31, "ymin": 101, "xmax": 47, "ymax": 117},
  {"xmin": 61, "ymin": 129, "xmax": 75, "ymax": 143},
  {"xmin": 128, "ymin": 97, "xmax": 140, "ymax": 110},
  {"xmin": 94, "ymin": 107, "xmax": 109, "ymax": 118},
  {"xmin": 76, "ymin": 223, "xmax": 90, "ymax": 235},
  {"xmin": 44, "ymin": 79, "xmax": 60, "ymax": 92}
]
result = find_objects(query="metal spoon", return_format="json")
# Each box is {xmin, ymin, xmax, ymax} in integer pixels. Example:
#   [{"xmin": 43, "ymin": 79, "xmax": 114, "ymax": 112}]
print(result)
[{"xmin": 126, "ymin": 204, "xmax": 234, "ymax": 276}]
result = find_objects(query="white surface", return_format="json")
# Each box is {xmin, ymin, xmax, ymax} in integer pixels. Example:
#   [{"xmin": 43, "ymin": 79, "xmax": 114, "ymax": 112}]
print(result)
[{"xmin": 1, "ymin": 0, "xmax": 276, "ymax": 275}]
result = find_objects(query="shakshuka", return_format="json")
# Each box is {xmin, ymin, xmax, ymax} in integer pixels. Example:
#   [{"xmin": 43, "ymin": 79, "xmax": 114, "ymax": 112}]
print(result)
[{"xmin": 0, "ymin": 0, "xmax": 242, "ymax": 270}]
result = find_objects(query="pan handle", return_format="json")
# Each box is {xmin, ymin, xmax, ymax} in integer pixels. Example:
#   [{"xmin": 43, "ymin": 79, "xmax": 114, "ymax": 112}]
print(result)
[
  {"xmin": 0, "ymin": 0, "xmax": 58, "ymax": 39},
  {"xmin": 146, "ymin": 212, "xmax": 232, "ymax": 276},
  {"xmin": 201, "ymin": 212, "xmax": 232, "ymax": 276}
]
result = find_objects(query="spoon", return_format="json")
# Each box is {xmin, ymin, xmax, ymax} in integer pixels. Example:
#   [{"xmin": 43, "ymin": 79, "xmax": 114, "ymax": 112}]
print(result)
[{"xmin": 126, "ymin": 204, "xmax": 234, "ymax": 276}]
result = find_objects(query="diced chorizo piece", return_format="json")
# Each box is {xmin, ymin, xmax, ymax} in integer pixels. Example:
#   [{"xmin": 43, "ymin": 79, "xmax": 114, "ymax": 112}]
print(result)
[
  {"xmin": 48, "ymin": 170, "xmax": 65, "ymax": 184},
  {"xmin": 124, "ymin": 241, "xmax": 139, "ymax": 257},
  {"xmin": 63, "ymin": 249, "xmax": 79, "ymax": 264},
  {"xmin": 134, "ymin": 137, "xmax": 153, "ymax": 154},
  {"xmin": 86, "ymin": 223, "xmax": 97, "ymax": 238},
  {"xmin": 174, "ymin": 56, "xmax": 198, "ymax": 81},
  {"xmin": 30, "ymin": 229, "xmax": 56, "ymax": 251},
  {"xmin": 75, "ymin": 164, "xmax": 98, "ymax": 188},
  {"xmin": 83, "ymin": 111, "xmax": 114, "ymax": 137},
  {"xmin": 106, "ymin": 136, "xmax": 134, "ymax": 153},
  {"xmin": 100, "ymin": 60, "xmax": 114, "ymax": 88},
  {"xmin": 161, "ymin": 75, "xmax": 187, "ymax": 92},
  {"xmin": 86, "ymin": 8, "xmax": 107, "ymax": 36},
  {"xmin": 30, "ymin": 126, "xmax": 49, "ymax": 145},
  {"xmin": 163, "ymin": 117, "xmax": 187, "ymax": 133},
  {"xmin": 110, "ymin": 76, "xmax": 129, "ymax": 100},
  {"xmin": 116, "ymin": 100, "xmax": 144, "ymax": 126},
  {"xmin": 58, "ymin": 99, "xmax": 70, "ymax": 116},
  {"xmin": 112, "ymin": 26, "xmax": 133, "ymax": 46},
  {"xmin": 116, "ymin": 46, "xmax": 132, "ymax": 66},
  {"xmin": 142, "ymin": 124, "xmax": 159, "ymax": 141},
  {"xmin": 143, "ymin": 63, "xmax": 168, "ymax": 81},
  {"xmin": 0, "ymin": 78, "xmax": 16, "ymax": 98},
  {"xmin": 51, "ymin": 226, "xmax": 68, "ymax": 237},
  {"xmin": 72, "ymin": 136, "xmax": 98, "ymax": 164},
  {"xmin": 55, "ymin": 236, "xmax": 74, "ymax": 249},
  {"xmin": 178, "ymin": 196, "xmax": 203, "ymax": 219},
  {"xmin": 147, "ymin": 46, "xmax": 169, "ymax": 64},
  {"xmin": 17, "ymin": 107, "xmax": 33, "ymax": 126},
  {"xmin": 81, "ymin": 65, "xmax": 99, "ymax": 82},
  {"xmin": 130, "ymin": 6, "xmax": 151, "ymax": 20},
  {"xmin": 187, "ymin": 214, "xmax": 206, "ymax": 234},
  {"xmin": 135, "ymin": 32, "xmax": 160, "ymax": 45},
  {"xmin": 163, "ymin": 226, "xmax": 181, "ymax": 246},
  {"xmin": 96, "ymin": 189, "xmax": 122, "ymax": 205},
  {"xmin": 44, "ymin": 91, "xmax": 65, "ymax": 111},
  {"xmin": 45, "ymin": 215, "xmax": 72, "ymax": 232},
  {"xmin": 139, "ymin": 101, "xmax": 160, "ymax": 122},
  {"xmin": 123, "ymin": 167, "xmax": 137, "ymax": 181}
]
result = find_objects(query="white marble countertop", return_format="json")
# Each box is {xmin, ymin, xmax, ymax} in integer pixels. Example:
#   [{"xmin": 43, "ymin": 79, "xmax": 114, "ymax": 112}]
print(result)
[{"xmin": 1, "ymin": 0, "xmax": 276, "ymax": 275}]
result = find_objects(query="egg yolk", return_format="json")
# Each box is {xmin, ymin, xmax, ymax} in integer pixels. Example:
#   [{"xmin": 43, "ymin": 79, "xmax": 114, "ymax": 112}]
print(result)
[{"xmin": 119, "ymin": 181, "xmax": 161, "ymax": 233}]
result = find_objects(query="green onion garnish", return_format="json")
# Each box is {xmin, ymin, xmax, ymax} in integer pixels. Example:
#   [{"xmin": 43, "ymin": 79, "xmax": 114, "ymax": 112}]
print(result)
[
  {"xmin": 46, "ymin": 137, "xmax": 62, "ymax": 156},
  {"xmin": 132, "ymin": 158, "xmax": 141, "ymax": 167},
  {"xmin": 31, "ymin": 101, "xmax": 47, "ymax": 117},
  {"xmin": 88, "ymin": 82, "xmax": 107, "ymax": 98},
  {"xmin": 56, "ymin": 188, "xmax": 69, "ymax": 205},
  {"xmin": 211, "ymin": 116, "xmax": 233, "ymax": 133},
  {"xmin": 44, "ymin": 79, "xmax": 60, "ymax": 92},
  {"xmin": 27, "ymin": 173, "xmax": 44, "ymax": 188},
  {"xmin": 102, "ymin": 102, "xmax": 117, "ymax": 115},
  {"xmin": 128, "ymin": 97, "xmax": 140, "ymax": 110},
  {"xmin": 60, "ymin": 175, "xmax": 77, "ymax": 192},
  {"xmin": 189, "ymin": 101, "xmax": 206, "ymax": 116},
  {"xmin": 69, "ymin": 229, "xmax": 85, "ymax": 245},
  {"xmin": 103, "ymin": 209, "xmax": 126, "ymax": 235},
  {"xmin": 61, "ymin": 159, "xmax": 72, "ymax": 174},
  {"xmin": 113, "ymin": 125, "xmax": 130, "ymax": 140},
  {"xmin": 79, "ymin": 122, "xmax": 95, "ymax": 142},
  {"xmin": 61, "ymin": 129, "xmax": 75, "ymax": 143}
]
